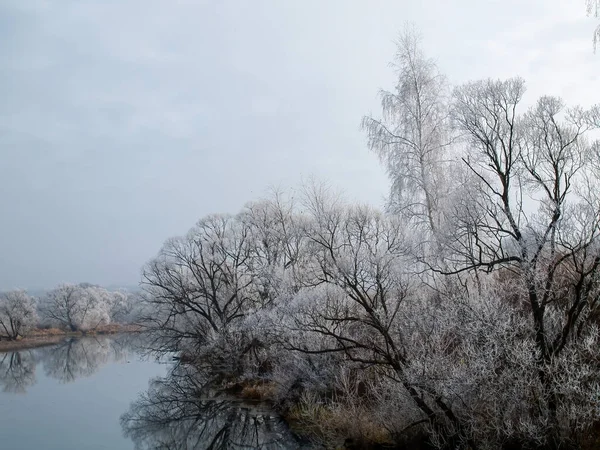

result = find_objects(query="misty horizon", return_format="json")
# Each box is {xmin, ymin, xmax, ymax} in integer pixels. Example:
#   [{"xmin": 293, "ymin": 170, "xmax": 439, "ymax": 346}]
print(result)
[{"xmin": 1, "ymin": 0, "xmax": 597, "ymax": 290}]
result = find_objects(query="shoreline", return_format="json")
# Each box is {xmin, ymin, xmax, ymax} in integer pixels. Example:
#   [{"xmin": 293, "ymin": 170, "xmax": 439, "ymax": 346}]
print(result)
[{"xmin": 0, "ymin": 324, "xmax": 142, "ymax": 353}]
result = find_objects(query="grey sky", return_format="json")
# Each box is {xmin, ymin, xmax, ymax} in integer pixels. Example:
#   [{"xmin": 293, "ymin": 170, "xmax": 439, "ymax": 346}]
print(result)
[{"xmin": 1, "ymin": 0, "xmax": 597, "ymax": 290}]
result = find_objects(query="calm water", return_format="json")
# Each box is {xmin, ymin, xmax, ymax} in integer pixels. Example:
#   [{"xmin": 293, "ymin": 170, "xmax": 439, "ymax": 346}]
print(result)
[{"xmin": 0, "ymin": 335, "xmax": 303, "ymax": 450}]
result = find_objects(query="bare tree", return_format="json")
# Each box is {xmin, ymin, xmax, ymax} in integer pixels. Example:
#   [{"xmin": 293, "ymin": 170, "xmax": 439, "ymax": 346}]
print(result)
[
  {"xmin": 279, "ymin": 187, "xmax": 478, "ymax": 448},
  {"xmin": 141, "ymin": 214, "xmax": 256, "ymax": 353},
  {"xmin": 362, "ymin": 27, "xmax": 453, "ymax": 241},
  {"xmin": 450, "ymin": 78, "xmax": 600, "ymax": 447},
  {"xmin": 239, "ymin": 191, "xmax": 309, "ymax": 307},
  {"xmin": 106, "ymin": 290, "xmax": 136, "ymax": 323},
  {"xmin": 0, "ymin": 290, "xmax": 38, "ymax": 340},
  {"xmin": 140, "ymin": 191, "xmax": 312, "ymax": 361},
  {"xmin": 42, "ymin": 284, "xmax": 110, "ymax": 332}
]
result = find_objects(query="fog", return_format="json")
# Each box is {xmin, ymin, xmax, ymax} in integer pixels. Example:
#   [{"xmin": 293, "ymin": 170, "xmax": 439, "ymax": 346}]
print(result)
[{"xmin": 1, "ymin": 0, "xmax": 596, "ymax": 289}]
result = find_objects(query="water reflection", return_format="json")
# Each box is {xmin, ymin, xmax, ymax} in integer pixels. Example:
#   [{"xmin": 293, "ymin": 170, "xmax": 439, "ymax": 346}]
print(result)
[
  {"xmin": 43, "ymin": 336, "xmax": 122, "ymax": 383},
  {"xmin": 0, "ymin": 350, "xmax": 36, "ymax": 393},
  {"xmin": 1, "ymin": 336, "xmax": 304, "ymax": 448},
  {"xmin": 121, "ymin": 363, "xmax": 303, "ymax": 449},
  {"xmin": 0, "ymin": 334, "xmax": 141, "ymax": 392}
]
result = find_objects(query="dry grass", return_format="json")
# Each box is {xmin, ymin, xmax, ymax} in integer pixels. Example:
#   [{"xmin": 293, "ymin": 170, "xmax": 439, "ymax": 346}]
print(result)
[
  {"xmin": 89, "ymin": 323, "xmax": 142, "ymax": 334},
  {"xmin": 30, "ymin": 327, "xmax": 67, "ymax": 336},
  {"xmin": 239, "ymin": 382, "xmax": 277, "ymax": 401},
  {"xmin": 0, "ymin": 323, "xmax": 142, "ymax": 352},
  {"xmin": 286, "ymin": 395, "xmax": 394, "ymax": 449},
  {"xmin": 581, "ymin": 422, "xmax": 600, "ymax": 450},
  {"xmin": 0, "ymin": 335, "xmax": 66, "ymax": 352}
]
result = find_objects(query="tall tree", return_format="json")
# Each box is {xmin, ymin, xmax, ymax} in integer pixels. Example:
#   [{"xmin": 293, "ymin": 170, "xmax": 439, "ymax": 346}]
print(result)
[
  {"xmin": 362, "ymin": 27, "xmax": 452, "ymax": 240},
  {"xmin": 450, "ymin": 78, "xmax": 600, "ymax": 447}
]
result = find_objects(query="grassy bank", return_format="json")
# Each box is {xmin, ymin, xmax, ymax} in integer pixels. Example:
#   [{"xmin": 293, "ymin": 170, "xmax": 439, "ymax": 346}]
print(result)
[
  {"xmin": 0, "ymin": 324, "xmax": 142, "ymax": 352},
  {"xmin": 226, "ymin": 380, "xmax": 384, "ymax": 449}
]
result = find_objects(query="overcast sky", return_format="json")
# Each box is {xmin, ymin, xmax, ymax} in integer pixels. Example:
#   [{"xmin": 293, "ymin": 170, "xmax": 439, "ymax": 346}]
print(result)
[{"xmin": 1, "ymin": 0, "xmax": 597, "ymax": 290}]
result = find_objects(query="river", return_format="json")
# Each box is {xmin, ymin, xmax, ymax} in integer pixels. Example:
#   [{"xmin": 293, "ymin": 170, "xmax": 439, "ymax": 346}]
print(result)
[{"xmin": 0, "ymin": 335, "xmax": 305, "ymax": 449}]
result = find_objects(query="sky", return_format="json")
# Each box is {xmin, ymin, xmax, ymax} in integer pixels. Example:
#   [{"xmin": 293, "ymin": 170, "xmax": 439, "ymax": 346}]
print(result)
[{"xmin": 0, "ymin": 0, "xmax": 598, "ymax": 290}]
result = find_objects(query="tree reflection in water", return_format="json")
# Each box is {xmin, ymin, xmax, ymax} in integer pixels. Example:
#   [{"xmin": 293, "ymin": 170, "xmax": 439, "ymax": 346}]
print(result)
[
  {"xmin": 42, "ymin": 336, "xmax": 113, "ymax": 383},
  {"xmin": 121, "ymin": 363, "xmax": 302, "ymax": 450},
  {"xmin": 0, "ymin": 350, "xmax": 36, "ymax": 393},
  {"xmin": 0, "ymin": 334, "xmax": 142, "ymax": 392}
]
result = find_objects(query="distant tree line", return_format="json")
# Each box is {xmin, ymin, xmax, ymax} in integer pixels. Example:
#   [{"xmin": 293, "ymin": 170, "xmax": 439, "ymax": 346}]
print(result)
[{"xmin": 0, "ymin": 283, "xmax": 141, "ymax": 340}]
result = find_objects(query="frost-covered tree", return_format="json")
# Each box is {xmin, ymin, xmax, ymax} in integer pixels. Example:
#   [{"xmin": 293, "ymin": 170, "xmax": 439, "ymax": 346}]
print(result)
[
  {"xmin": 276, "ymin": 186, "xmax": 477, "ymax": 448},
  {"xmin": 104, "ymin": 290, "xmax": 134, "ymax": 323},
  {"xmin": 362, "ymin": 27, "xmax": 453, "ymax": 240},
  {"xmin": 42, "ymin": 283, "xmax": 111, "ymax": 332},
  {"xmin": 587, "ymin": 0, "xmax": 600, "ymax": 50},
  {"xmin": 448, "ymin": 78, "xmax": 600, "ymax": 447},
  {"xmin": 138, "ymin": 177, "xmax": 599, "ymax": 448},
  {"xmin": 141, "ymin": 214, "xmax": 257, "ymax": 353},
  {"xmin": 0, "ymin": 290, "xmax": 38, "ymax": 340},
  {"xmin": 240, "ymin": 191, "xmax": 309, "ymax": 304},
  {"xmin": 141, "ymin": 192, "xmax": 310, "ymax": 358},
  {"xmin": 135, "ymin": 40, "xmax": 600, "ymax": 448}
]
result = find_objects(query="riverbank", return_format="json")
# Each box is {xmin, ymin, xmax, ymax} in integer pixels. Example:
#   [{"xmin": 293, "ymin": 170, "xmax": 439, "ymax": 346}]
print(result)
[{"xmin": 0, "ymin": 324, "xmax": 142, "ymax": 352}]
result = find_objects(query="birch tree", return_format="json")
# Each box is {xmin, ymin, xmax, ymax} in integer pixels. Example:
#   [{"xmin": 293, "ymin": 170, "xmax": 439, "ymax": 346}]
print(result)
[
  {"xmin": 587, "ymin": 0, "xmax": 600, "ymax": 50},
  {"xmin": 362, "ymin": 27, "xmax": 452, "ymax": 240}
]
